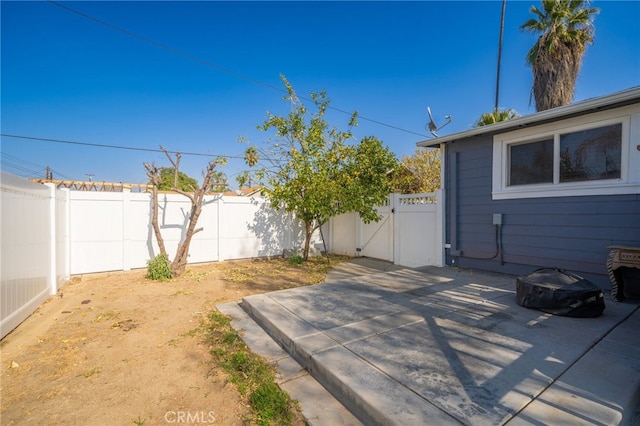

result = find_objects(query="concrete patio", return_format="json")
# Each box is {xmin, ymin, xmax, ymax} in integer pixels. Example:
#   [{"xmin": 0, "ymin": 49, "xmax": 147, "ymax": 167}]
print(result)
[{"xmin": 218, "ymin": 257, "xmax": 640, "ymax": 425}]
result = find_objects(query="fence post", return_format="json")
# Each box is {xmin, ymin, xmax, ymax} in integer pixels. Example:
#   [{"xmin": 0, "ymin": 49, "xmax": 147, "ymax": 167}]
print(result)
[
  {"xmin": 122, "ymin": 186, "xmax": 131, "ymax": 271},
  {"xmin": 45, "ymin": 183, "xmax": 57, "ymax": 295},
  {"xmin": 392, "ymin": 193, "xmax": 400, "ymax": 265},
  {"xmin": 435, "ymin": 188, "xmax": 445, "ymax": 267},
  {"xmin": 62, "ymin": 188, "xmax": 71, "ymax": 282},
  {"xmin": 217, "ymin": 196, "xmax": 225, "ymax": 262}
]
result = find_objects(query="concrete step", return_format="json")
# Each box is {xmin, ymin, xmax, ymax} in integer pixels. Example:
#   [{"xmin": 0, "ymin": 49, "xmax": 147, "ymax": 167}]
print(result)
[
  {"xmin": 216, "ymin": 301, "xmax": 363, "ymax": 426},
  {"xmin": 223, "ymin": 258, "xmax": 640, "ymax": 425},
  {"xmin": 239, "ymin": 293, "xmax": 461, "ymax": 425}
]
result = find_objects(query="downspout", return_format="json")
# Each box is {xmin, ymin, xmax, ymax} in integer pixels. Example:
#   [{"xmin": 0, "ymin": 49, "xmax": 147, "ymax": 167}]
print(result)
[{"xmin": 448, "ymin": 150, "xmax": 460, "ymax": 265}]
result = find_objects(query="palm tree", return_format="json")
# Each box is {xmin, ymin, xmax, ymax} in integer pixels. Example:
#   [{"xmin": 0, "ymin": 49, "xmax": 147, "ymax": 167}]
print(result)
[
  {"xmin": 473, "ymin": 108, "xmax": 519, "ymax": 127},
  {"xmin": 241, "ymin": 146, "xmax": 259, "ymax": 188},
  {"xmin": 244, "ymin": 146, "xmax": 259, "ymax": 168},
  {"xmin": 521, "ymin": 0, "xmax": 599, "ymax": 111}
]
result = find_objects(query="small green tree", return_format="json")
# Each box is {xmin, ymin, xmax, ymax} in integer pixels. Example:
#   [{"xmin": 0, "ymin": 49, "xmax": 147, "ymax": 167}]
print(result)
[
  {"xmin": 157, "ymin": 167, "xmax": 199, "ymax": 191},
  {"xmin": 251, "ymin": 75, "xmax": 397, "ymax": 260},
  {"xmin": 392, "ymin": 148, "xmax": 441, "ymax": 194}
]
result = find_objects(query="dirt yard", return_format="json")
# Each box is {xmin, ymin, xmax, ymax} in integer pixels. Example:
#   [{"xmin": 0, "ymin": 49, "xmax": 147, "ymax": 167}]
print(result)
[{"xmin": 1, "ymin": 258, "xmax": 336, "ymax": 425}]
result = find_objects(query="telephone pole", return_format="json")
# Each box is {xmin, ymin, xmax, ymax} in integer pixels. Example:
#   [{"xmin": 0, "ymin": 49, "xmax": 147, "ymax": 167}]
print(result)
[{"xmin": 495, "ymin": 0, "xmax": 507, "ymax": 111}]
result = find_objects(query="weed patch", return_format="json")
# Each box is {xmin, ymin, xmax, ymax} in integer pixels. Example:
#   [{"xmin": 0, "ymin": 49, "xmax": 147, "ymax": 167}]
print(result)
[
  {"xmin": 196, "ymin": 255, "xmax": 349, "ymax": 424},
  {"xmin": 287, "ymin": 254, "xmax": 304, "ymax": 265},
  {"xmin": 251, "ymin": 382, "xmax": 293, "ymax": 426},
  {"xmin": 205, "ymin": 310, "xmax": 296, "ymax": 425}
]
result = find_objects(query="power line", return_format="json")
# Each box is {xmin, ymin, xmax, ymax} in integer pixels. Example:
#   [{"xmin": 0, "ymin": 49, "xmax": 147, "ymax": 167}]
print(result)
[
  {"xmin": 46, "ymin": 0, "xmax": 429, "ymax": 138},
  {"xmin": 0, "ymin": 160, "xmax": 42, "ymax": 177},
  {"xmin": 1, "ymin": 133, "xmax": 238, "ymax": 159},
  {"xmin": 1, "ymin": 152, "xmax": 47, "ymax": 177},
  {"xmin": 2, "ymin": 151, "xmax": 78, "ymax": 180},
  {"xmin": 46, "ymin": 1, "xmax": 283, "ymax": 95},
  {"xmin": 1, "ymin": 133, "xmax": 290, "ymax": 169}
]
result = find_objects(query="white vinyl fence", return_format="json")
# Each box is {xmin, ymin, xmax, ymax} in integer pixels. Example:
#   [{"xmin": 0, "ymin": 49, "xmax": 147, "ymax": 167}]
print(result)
[
  {"xmin": 0, "ymin": 173, "xmax": 318, "ymax": 338},
  {"xmin": 329, "ymin": 191, "xmax": 444, "ymax": 268},
  {"xmin": 67, "ymin": 191, "xmax": 313, "ymax": 274},
  {"xmin": 1, "ymin": 173, "xmax": 443, "ymax": 339},
  {"xmin": 1, "ymin": 173, "xmax": 70, "ymax": 339}
]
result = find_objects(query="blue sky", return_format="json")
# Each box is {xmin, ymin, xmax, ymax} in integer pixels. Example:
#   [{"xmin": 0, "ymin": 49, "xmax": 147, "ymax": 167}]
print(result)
[{"xmin": 2, "ymin": 1, "xmax": 639, "ymax": 187}]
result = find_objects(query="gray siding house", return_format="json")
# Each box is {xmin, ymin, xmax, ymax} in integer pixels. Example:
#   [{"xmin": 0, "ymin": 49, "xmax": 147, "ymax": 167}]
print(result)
[{"xmin": 418, "ymin": 87, "xmax": 640, "ymax": 289}]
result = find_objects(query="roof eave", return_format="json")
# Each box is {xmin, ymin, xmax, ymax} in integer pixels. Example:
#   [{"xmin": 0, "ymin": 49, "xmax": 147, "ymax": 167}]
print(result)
[{"xmin": 417, "ymin": 86, "xmax": 640, "ymax": 147}]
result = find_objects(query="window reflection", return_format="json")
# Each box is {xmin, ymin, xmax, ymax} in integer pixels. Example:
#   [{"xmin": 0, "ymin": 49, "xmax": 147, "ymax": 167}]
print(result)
[
  {"xmin": 508, "ymin": 139, "xmax": 553, "ymax": 186},
  {"xmin": 559, "ymin": 124, "xmax": 622, "ymax": 182}
]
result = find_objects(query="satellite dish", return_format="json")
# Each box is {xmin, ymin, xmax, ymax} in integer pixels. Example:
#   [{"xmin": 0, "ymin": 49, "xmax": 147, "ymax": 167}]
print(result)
[{"xmin": 426, "ymin": 106, "xmax": 452, "ymax": 137}]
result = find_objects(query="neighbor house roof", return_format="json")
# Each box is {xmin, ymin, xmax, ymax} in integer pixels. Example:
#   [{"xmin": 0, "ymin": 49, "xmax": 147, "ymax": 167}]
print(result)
[{"xmin": 417, "ymin": 86, "xmax": 640, "ymax": 148}]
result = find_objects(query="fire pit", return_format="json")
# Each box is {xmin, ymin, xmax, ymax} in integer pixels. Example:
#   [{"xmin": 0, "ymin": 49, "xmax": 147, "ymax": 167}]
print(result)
[{"xmin": 607, "ymin": 246, "xmax": 640, "ymax": 301}]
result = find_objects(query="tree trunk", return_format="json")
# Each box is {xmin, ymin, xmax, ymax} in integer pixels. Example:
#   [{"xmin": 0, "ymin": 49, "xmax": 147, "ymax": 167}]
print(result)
[
  {"xmin": 532, "ymin": 40, "xmax": 584, "ymax": 111},
  {"xmin": 168, "ymin": 159, "xmax": 218, "ymax": 277},
  {"xmin": 144, "ymin": 163, "xmax": 167, "ymax": 256},
  {"xmin": 170, "ymin": 191, "xmax": 204, "ymax": 277},
  {"xmin": 302, "ymin": 220, "xmax": 313, "ymax": 261},
  {"xmin": 149, "ymin": 185, "xmax": 167, "ymax": 256}
]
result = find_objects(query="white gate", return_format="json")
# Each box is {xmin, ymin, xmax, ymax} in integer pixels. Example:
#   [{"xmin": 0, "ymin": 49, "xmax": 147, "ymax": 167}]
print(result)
[
  {"xmin": 393, "ymin": 192, "xmax": 442, "ymax": 268},
  {"xmin": 329, "ymin": 191, "xmax": 443, "ymax": 268},
  {"xmin": 359, "ymin": 200, "xmax": 393, "ymax": 261}
]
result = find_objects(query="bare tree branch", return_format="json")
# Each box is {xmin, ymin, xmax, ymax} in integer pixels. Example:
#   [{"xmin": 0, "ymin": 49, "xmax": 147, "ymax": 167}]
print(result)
[
  {"xmin": 160, "ymin": 145, "xmax": 182, "ymax": 191},
  {"xmin": 143, "ymin": 161, "xmax": 167, "ymax": 256},
  {"xmin": 172, "ymin": 188, "xmax": 195, "ymax": 203}
]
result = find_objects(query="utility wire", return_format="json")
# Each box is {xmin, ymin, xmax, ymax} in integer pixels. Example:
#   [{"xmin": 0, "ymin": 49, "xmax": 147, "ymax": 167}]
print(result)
[
  {"xmin": 1, "ymin": 152, "xmax": 53, "ymax": 178},
  {"xmin": 1, "ymin": 151, "xmax": 74, "ymax": 180},
  {"xmin": 46, "ymin": 1, "xmax": 283, "ymax": 95},
  {"xmin": 1, "ymin": 133, "xmax": 239, "ymax": 159},
  {"xmin": 46, "ymin": 0, "xmax": 430, "ymax": 138},
  {"xmin": 1, "ymin": 133, "xmax": 288, "ymax": 166},
  {"xmin": 0, "ymin": 160, "xmax": 42, "ymax": 177}
]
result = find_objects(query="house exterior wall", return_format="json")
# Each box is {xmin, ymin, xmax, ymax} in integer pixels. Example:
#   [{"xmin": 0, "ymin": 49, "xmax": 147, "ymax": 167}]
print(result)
[{"xmin": 444, "ymin": 131, "xmax": 640, "ymax": 289}]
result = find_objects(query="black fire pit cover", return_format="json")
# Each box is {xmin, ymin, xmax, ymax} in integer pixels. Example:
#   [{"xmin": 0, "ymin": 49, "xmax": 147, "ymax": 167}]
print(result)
[{"xmin": 516, "ymin": 268, "xmax": 605, "ymax": 317}]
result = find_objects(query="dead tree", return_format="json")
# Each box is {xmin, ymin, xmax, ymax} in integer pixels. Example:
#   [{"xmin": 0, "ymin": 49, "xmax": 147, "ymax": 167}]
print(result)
[
  {"xmin": 143, "ymin": 162, "xmax": 168, "ymax": 257},
  {"xmin": 144, "ymin": 146, "xmax": 220, "ymax": 277}
]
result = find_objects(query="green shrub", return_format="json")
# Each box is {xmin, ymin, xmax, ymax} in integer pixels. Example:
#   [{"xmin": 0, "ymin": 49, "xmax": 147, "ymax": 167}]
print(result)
[
  {"xmin": 287, "ymin": 254, "xmax": 304, "ymax": 265},
  {"xmin": 146, "ymin": 253, "xmax": 173, "ymax": 281}
]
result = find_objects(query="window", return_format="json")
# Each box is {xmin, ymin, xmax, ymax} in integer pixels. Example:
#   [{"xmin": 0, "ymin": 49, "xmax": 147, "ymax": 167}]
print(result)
[
  {"xmin": 508, "ymin": 139, "xmax": 553, "ymax": 186},
  {"xmin": 507, "ymin": 124, "xmax": 622, "ymax": 187},
  {"xmin": 492, "ymin": 108, "xmax": 638, "ymax": 200},
  {"xmin": 559, "ymin": 123, "xmax": 622, "ymax": 183}
]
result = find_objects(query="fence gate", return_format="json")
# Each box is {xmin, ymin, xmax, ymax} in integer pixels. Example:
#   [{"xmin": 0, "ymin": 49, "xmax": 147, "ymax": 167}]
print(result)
[
  {"xmin": 329, "ymin": 191, "xmax": 443, "ymax": 268},
  {"xmin": 358, "ymin": 200, "xmax": 393, "ymax": 262}
]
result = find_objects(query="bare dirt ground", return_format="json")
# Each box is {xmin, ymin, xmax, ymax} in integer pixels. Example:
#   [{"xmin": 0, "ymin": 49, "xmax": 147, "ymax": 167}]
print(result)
[{"xmin": 1, "ymin": 258, "xmax": 333, "ymax": 425}]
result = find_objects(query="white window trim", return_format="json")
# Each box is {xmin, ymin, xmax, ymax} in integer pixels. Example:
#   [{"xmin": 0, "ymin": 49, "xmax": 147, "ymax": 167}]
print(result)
[{"xmin": 492, "ymin": 105, "xmax": 640, "ymax": 200}]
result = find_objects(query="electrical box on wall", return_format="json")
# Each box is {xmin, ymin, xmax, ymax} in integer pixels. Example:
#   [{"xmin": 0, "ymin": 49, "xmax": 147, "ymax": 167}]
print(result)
[{"xmin": 493, "ymin": 213, "xmax": 503, "ymax": 225}]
